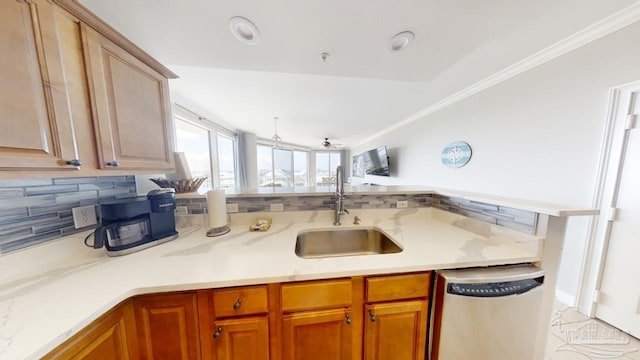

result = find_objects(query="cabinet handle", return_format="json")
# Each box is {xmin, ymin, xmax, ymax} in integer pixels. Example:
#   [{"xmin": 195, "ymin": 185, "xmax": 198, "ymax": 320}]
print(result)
[
  {"xmin": 345, "ymin": 313, "xmax": 352, "ymax": 325},
  {"xmin": 106, "ymin": 161, "xmax": 119, "ymax": 167},
  {"xmin": 233, "ymin": 298, "xmax": 243, "ymax": 310},
  {"xmin": 213, "ymin": 326, "xmax": 223, "ymax": 339},
  {"xmin": 64, "ymin": 159, "xmax": 82, "ymax": 167},
  {"xmin": 369, "ymin": 310, "xmax": 376, "ymax": 322}
]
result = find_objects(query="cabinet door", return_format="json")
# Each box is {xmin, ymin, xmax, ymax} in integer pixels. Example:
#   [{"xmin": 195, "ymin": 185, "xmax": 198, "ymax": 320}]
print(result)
[
  {"xmin": 82, "ymin": 24, "xmax": 175, "ymax": 171},
  {"xmin": 43, "ymin": 302, "xmax": 137, "ymax": 360},
  {"xmin": 282, "ymin": 309, "xmax": 352, "ymax": 360},
  {"xmin": 211, "ymin": 316, "xmax": 269, "ymax": 360},
  {"xmin": 364, "ymin": 300, "xmax": 428, "ymax": 360},
  {"xmin": 0, "ymin": 0, "xmax": 80, "ymax": 171},
  {"xmin": 134, "ymin": 292, "xmax": 201, "ymax": 360}
]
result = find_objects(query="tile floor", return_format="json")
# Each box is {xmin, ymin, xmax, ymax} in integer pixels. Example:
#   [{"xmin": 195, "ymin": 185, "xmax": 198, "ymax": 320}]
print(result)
[{"xmin": 546, "ymin": 301, "xmax": 639, "ymax": 359}]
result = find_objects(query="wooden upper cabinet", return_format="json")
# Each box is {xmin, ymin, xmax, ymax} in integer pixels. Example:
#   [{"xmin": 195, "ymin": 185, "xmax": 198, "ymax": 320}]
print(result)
[
  {"xmin": 0, "ymin": 0, "xmax": 80, "ymax": 171},
  {"xmin": 82, "ymin": 24, "xmax": 175, "ymax": 171},
  {"xmin": 133, "ymin": 292, "xmax": 201, "ymax": 360}
]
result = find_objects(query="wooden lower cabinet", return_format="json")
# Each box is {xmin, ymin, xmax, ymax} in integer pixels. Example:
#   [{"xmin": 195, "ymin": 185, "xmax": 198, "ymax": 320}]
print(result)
[
  {"xmin": 44, "ymin": 272, "xmax": 432, "ymax": 360},
  {"xmin": 42, "ymin": 301, "xmax": 138, "ymax": 360},
  {"xmin": 363, "ymin": 301, "xmax": 428, "ymax": 360},
  {"xmin": 212, "ymin": 316, "xmax": 270, "ymax": 360},
  {"xmin": 282, "ymin": 309, "xmax": 353, "ymax": 360},
  {"xmin": 133, "ymin": 292, "xmax": 201, "ymax": 360}
]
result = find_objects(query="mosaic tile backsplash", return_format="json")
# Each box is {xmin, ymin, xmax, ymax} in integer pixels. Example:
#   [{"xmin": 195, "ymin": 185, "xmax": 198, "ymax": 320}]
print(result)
[
  {"xmin": 0, "ymin": 177, "xmax": 540, "ymax": 255},
  {"xmin": 176, "ymin": 193, "xmax": 538, "ymax": 234},
  {"xmin": 0, "ymin": 176, "xmax": 137, "ymax": 254}
]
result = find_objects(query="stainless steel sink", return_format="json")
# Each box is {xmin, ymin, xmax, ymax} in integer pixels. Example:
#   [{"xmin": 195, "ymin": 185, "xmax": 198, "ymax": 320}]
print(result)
[{"xmin": 295, "ymin": 227, "xmax": 403, "ymax": 259}]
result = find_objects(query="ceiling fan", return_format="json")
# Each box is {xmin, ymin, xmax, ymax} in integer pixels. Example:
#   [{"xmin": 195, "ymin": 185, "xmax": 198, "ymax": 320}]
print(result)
[{"xmin": 320, "ymin": 137, "xmax": 342, "ymax": 149}]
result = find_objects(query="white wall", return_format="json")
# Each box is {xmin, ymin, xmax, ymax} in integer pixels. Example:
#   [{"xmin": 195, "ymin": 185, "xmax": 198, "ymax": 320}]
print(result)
[{"xmin": 352, "ymin": 21, "xmax": 640, "ymax": 305}]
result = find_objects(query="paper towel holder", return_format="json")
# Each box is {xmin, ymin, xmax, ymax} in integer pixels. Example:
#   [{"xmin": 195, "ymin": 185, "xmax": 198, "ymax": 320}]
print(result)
[{"xmin": 207, "ymin": 224, "xmax": 230, "ymax": 237}]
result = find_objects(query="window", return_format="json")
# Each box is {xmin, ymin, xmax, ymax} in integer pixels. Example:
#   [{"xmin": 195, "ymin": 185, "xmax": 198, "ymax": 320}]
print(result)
[
  {"xmin": 173, "ymin": 107, "xmax": 238, "ymax": 191},
  {"xmin": 257, "ymin": 145, "xmax": 273, "ymax": 186},
  {"xmin": 216, "ymin": 134, "xmax": 236, "ymax": 189},
  {"xmin": 257, "ymin": 145, "xmax": 309, "ymax": 187},
  {"xmin": 174, "ymin": 119, "xmax": 213, "ymax": 190},
  {"xmin": 274, "ymin": 149, "xmax": 292, "ymax": 186},
  {"xmin": 293, "ymin": 151, "xmax": 309, "ymax": 186},
  {"xmin": 316, "ymin": 152, "xmax": 341, "ymax": 186}
]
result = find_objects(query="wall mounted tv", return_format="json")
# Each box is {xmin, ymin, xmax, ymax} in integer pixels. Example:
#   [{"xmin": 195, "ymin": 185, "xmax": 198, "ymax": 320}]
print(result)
[{"xmin": 363, "ymin": 146, "xmax": 390, "ymax": 176}]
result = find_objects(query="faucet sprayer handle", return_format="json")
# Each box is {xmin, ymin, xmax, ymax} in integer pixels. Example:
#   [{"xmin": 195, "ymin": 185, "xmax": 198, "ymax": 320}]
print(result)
[{"xmin": 343, "ymin": 208, "xmax": 349, "ymax": 215}]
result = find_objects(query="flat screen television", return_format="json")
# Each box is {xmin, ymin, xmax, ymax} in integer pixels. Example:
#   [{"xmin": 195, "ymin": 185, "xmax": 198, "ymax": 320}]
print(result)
[{"xmin": 363, "ymin": 146, "xmax": 390, "ymax": 176}]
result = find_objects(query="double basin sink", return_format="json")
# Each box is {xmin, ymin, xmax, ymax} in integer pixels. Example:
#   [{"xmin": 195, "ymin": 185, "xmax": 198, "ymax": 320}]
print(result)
[{"xmin": 295, "ymin": 227, "xmax": 403, "ymax": 259}]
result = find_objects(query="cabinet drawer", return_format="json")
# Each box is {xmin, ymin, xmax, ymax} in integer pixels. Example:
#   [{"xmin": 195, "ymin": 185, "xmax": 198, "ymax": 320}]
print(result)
[
  {"xmin": 213, "ymin": 285, "xmax": 268, "ymax": 317},
  {"xmin": 281, "ymin": 279, "xmax": 352, "ymax": 312},
  {"xmin": 366, "ymin": 272, "xmax": 431, "ymax": 302}
]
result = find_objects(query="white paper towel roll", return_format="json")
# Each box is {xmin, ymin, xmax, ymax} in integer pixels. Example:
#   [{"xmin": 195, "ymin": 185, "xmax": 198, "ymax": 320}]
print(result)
[{"xmin": 206, "ymin": 189, "xmax": 227, "ymax": 229}]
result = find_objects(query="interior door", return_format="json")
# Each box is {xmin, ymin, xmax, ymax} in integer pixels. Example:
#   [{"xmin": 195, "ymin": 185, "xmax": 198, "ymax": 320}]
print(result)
[{"xmin": 595, "ymin": 90, "xmax": 640, "ymax": 338}]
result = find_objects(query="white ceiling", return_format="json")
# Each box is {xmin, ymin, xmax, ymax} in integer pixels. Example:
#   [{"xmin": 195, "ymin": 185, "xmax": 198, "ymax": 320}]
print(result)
[{"xmin": 80, "ymin": 0, "xmax": 636, "ymax": 149}]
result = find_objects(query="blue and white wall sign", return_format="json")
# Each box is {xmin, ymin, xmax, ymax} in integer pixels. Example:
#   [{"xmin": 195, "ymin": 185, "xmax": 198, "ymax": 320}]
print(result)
[{"xmin": 441, "ymin": 141, "xmax": 472, "ymax": 168}]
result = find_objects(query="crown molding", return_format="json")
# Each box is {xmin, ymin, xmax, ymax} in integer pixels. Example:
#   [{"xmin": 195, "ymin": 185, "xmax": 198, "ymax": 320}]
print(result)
[{"xmin": 353, "ymin": 1, "xmax": 640, "ymax": 148}]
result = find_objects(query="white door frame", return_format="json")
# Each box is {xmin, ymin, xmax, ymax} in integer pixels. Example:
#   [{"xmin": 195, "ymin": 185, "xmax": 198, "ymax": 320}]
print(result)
[{"xmin": 577, "ymin": 80, "xmax": 640, "ymax": 316}]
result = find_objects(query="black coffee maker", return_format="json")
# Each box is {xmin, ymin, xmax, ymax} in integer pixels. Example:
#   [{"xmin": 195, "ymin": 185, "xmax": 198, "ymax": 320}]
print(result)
[{"xmin": 93, "ymin": 189, "xmax": 178, "ymax": 256}]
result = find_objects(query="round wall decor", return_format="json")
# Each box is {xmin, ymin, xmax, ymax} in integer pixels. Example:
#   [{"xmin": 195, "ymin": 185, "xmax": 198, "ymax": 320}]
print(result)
[{"xmin": 441, "ymin": 141, "xmax": 472, "ymax": 168}]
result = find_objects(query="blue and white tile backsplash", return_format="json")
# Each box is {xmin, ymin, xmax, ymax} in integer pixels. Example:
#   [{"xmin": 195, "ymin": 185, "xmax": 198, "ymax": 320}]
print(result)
[
  {"xmin": 176, "ymin": 193, "xmax": 538, "ymax": 234},
  {"xmin": 0, "ymin": 176, "xmax": 137, "ymax": 254},
  {"xmin": 0, "ymin": 177, "xmax": 540, "ymax": 255}
]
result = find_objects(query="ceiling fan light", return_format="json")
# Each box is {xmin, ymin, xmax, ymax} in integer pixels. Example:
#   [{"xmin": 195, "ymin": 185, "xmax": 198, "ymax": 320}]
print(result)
[
  {"xmin": 230, "ymin": 16, "xmax": 260, "ymax": 45},
  {"xmin": 386, "ymin": 31, "xmax": 415, "ymax": 54}
]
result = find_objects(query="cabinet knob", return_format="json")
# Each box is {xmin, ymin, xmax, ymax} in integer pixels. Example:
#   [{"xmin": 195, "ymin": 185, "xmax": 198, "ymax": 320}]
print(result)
[
  {"xmin": 233, "ymin": 298, "xmax": 243, "ymax": 310},
  {"xmin": 369, "ymin": 310, "xmax": 376, "ymax": 322},
  {"xmin": 105, "ymin": 161, "xmax": 119, "ymax": 167},
  {"xmin": 213, "ymin": 326, "xmax": 223, "ymax": 339},
  {"xmin": 64, "ymin": 159, "xmax": 82, "ymax": 167},
  {"xmin": 345, "ymin": 313, "xmax": 352, "ymax": 325}
]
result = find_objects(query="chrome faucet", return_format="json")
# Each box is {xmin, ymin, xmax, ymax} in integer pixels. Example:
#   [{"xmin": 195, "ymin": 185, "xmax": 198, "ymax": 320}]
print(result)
[{"xmin": 334, "ymin": 165, "xmax": 349, "ymax": 225}]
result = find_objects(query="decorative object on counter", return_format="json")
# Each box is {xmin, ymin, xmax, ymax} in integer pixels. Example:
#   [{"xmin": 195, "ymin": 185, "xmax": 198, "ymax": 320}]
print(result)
[
  {"xmin": 87, "ymin": 189, "xmax": 178, "ymax": 256},
  {"xmin": 206, "ymin": 189, "xmax": 230, "ymax": 236},
  {"xmin": 249, "ymin": 218, "xmax": 272, "ymax": 232},
  {"xmin": 149, "ymin": 177, "xmax": 208, "ymax": 193},
  {"xmin": 441, "ymin": 141, "xmax": 472, "ymax": 168}
]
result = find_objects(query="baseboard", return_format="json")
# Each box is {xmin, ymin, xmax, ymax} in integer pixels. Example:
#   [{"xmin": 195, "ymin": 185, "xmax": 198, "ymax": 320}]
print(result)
[{"xmin": 555, "ymin": 289, "xmax": 576, "ymax": 307}]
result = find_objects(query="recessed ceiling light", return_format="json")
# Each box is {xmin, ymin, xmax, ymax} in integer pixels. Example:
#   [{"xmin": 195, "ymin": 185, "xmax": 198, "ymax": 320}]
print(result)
[
  {"xmin": 386, "ymin": 31, "xmax": 415, "ymax": 54},
  {"xmin": 229, "ymin": 16, "xmax": 260, "ymax": 45}
]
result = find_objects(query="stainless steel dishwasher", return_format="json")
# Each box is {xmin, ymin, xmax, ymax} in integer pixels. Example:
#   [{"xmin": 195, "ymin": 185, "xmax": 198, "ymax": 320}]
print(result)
[{"xmin": 430, "ymin": 264, "xmax": 545, "ymax": 360}]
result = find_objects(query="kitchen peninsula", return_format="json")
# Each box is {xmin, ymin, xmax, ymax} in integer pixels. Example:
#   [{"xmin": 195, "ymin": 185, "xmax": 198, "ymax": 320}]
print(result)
[{"xmin": 0, "ymin": 186, "xmax": 597, "ymax": 359}]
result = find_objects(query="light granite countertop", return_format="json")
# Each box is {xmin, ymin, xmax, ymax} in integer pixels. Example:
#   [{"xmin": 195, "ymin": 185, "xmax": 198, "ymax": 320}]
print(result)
[{"xmin": 0, "ymin": 207, "xmax": 542, "ymax": 360}]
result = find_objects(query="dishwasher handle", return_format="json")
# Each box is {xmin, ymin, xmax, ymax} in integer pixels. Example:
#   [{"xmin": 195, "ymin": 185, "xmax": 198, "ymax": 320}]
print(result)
[{"xmin": 447, "ymin": 276, "xmax": 543, "ymax": 298}]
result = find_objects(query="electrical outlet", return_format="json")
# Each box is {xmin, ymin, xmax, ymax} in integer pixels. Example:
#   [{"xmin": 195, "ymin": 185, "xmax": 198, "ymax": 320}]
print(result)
[
  {"xmin": 397, "ymin": 200, "xmax": 409, "ymax": 209},
  {"xmin": 226, "ymin": 203, "xmax": 239, "ymax": 213},
  {"xmin": 270, "ymin": 203, "xmax": 284, "ymax": 212},
  {"xmin": 72, "ymin": 205, "xmax": 97, "ymax": 229},
  {"xmin": 175, "ymin": 206, "xmax": 188, "ymax": 216}
]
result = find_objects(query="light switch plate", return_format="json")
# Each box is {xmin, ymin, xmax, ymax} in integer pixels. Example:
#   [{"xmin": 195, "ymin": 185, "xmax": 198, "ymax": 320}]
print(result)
[
  {"xmin": 72, "ymin": 205, "xmax": 97, "ymax": 229},
  {"xmin": 396, "ymin": 200, "xmax": 409, "ymax": 209},
  {"xmin": 226, "ymin": 203, "xmax": 239, "ymax": 213},
  {"xmin": 270, "ymin": 203, "xmax": 284, "ymax": 212}
]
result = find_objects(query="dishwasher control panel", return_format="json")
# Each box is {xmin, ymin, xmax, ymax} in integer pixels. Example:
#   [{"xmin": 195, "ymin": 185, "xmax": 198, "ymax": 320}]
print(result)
[{"xmin": 447, "ymin": 276, "xmax": 544, "ymax": 297}]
